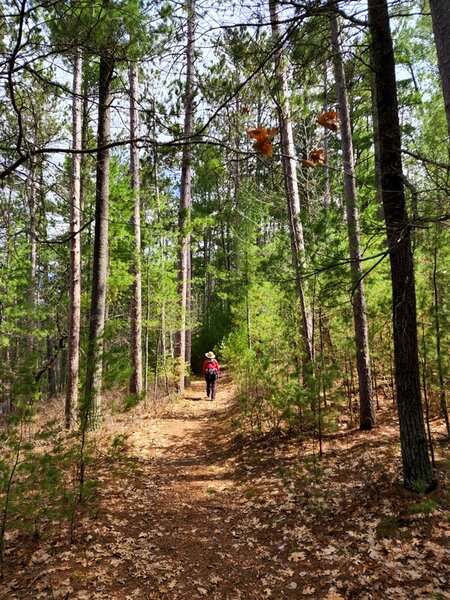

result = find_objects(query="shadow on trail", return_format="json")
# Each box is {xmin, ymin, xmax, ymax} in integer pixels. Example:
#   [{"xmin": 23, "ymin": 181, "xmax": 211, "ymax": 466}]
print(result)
[{"xmin": 155, "ymin": 376, "xmax": 244, "ymax": 470}]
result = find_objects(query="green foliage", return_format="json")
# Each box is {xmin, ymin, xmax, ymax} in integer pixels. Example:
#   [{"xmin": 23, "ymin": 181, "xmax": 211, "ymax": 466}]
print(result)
[
  {"xmin": 49, "ymin": 0, "xmax": 149, "ymax": 60},
  {"xmin": 407, "ymin": 499, "xmax": 439, "ymax": 514},
  {"xmin": 0, "ymin": 406, "xmax": 97, "ymax": 570},
  {"xmin": 110, "ymin": 433, "xmax": 129, "ymax": 453},
  {"xmin": 123, "ymin": 393, "xmax": 142, "ymax": 411}
]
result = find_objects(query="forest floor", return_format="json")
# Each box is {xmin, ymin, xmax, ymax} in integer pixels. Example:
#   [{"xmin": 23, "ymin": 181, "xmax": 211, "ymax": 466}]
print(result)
[{"xmin": 1, "ymin": 373, "xmax": 449, "ymax": 600}]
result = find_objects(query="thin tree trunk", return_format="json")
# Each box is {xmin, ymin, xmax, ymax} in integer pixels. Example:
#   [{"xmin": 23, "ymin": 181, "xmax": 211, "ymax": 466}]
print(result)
[
  {"xmin": 144, "ymin": 253, "xmax": 150, "ymax": 394},
  {"xmin": 203, "ymin": 233, "xmax": 209, "ymax": 326},
  {"xmin": 185, "ymin": 249, "xmax": 192, "ymax": 383},
  {"xmin": 331, "ymin": 11, "xmax": 375, "ymax": 430},
  {"xmin": 432, "ymin": 245, "xmax": 450, "ymax": 436},
  {"xmin": 421, "ymin": 321, "xmax": 436, "ymax": 468},
  {"xmin": 269, "ymin": 0, "xmax": 314, "ymax": 366},
  {"xmin": 245, "ymin": 251, "xmax": 252, "ymax": 350},
  {"xmin": 27, "ymin": 163, "xmax": 37, "ymax": 353},
  {"xmin": 176, "ymin": 0, "xmax": 195, "ymax": 392},
  {"xmin": 368, "ymin": 0, "xmax": 435, "ymax": 491},
  {"xmin": 429, "ymin": 0, "xmax": 450, "ymax": 139},
  {"xmin": 322, "ymin": 62, "xmax": 331, "ymax": 209},
  {"xmin": 46, "ymin": 334, "xmax": 57, "ymax": 398},
  {"xmin": 129, "ymin": 63, "xmax": 143, "ymax": 396},
  {"xmin": 65, "ymin": 47, "xmax": 83, "ymax": 429},
  {"xmin": 2, "ymin": 208, "xmax": 12, "ymax": 412},
  {"xmin": 84, "ymin": 54, "xmax": 114, "ymax": 429}
]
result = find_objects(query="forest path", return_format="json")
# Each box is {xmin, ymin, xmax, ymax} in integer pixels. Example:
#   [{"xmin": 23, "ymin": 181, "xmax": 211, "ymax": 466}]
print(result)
[
  {"xmin": 83, "ymin": 372, "xmax": 302, "ymax": 600},
  {"xmin": 2, "ymin": 375, "xmax": 449, "ymax": 599},
  {"xmin": 96, "ymin": 372, "xmax": 299, "ymax": 599}
]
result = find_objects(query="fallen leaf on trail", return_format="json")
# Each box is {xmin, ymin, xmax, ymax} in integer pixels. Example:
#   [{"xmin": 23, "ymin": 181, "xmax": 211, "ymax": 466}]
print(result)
[
  {"xmin": 31, "ymin": 551, "xmax": 51, "ymax": 564},
  {"xmin": 288, "ymin": 551, "xmax": 306, "ymax": 562},
  {"xmin": 303, "ymin": 586, "xmax": 316, "ymax": 595},
  {"xmin": 74, "ymin": 592, "xmax": 91, "ymax": 599},
  {"xmin": 197, "ymin": 586, "xmax": 208, "ymax": 595}
]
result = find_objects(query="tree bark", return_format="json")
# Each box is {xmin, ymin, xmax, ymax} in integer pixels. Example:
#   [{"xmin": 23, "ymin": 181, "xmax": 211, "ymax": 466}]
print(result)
[
  {"xmin": 330, "ymin": 11, "xmax": 375, "ymax": 430},
  {"xmin": 269, "ymin": 0, "xmax": 314, "ymax": 366},
  {"xmin": 1, "ymin": 207, "xmax": 13, "ymax": 413},
  {"xmin": 432, "ymin": 245, "xmax": 450, "ymax": 436},
  {"xmin": 429, "ymin": 0, "xmax": 450, "ymax": 139},
  {"xmin": 128, "ymin": 63, "xmax": 143, "ymax": 396},
  {"xmin": 84, "ymin": 54, "xmax": 114, "ymax": 429},
  {"xmin": 176, "ymin": 0, "xmax": 195, "ymax": 392},
  {"xmin": 65, "ymin": 47, "xmax": 82, "ymax": 429},
  {"xmin": 322, "ymin": 62, "xmax": 331, "ymax": 209},
  {"xmin": 368, "ymin": 0, "xmax": 435, "ymax": 490},
  {"xmin": 27, "ymin": 162, "xmax": 37, "ymax": 353}
]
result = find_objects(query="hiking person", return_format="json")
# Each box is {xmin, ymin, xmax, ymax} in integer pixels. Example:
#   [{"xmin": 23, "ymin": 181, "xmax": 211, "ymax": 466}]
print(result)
[{"xmin": 202, "ymin": 351, "xmax": 220, "ymax": 400}]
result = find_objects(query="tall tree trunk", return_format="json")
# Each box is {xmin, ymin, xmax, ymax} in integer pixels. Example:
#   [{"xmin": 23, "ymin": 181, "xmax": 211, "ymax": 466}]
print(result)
[
  {"xmin": 322, "ymin": 62, "xmax": 331, "ymax": 209},
  {"xmin": 84, "ymin": 54, "xmax": 114, "ymax": 429},
  {"xmin": 176, "ymin": 0, "xmax": 195, "ymax": 392},
  {"xmin": 432, "ymin": 245, "xmax": 450, "ymax": 436},
  {"xmin": 185, "ymin": 249, "xmax": 192, "ymax": 381},
  {"xmin": 65, "ymin": 48, "xmax": 83, "ymax": 429},
  {"xmin": 368, "ymin": 0, "xmax": 435, "ymax": 490},
  {"xmin": 429, "ymin": 0, "xmax": 450, "ymax": 139},
  {"xmin": 330, "ymin": 11, "xmax": 375, "ymax": 430},
  {"xmin": 1, "ymin": 206, "xmax": 13, "ymax": 413},
  {"xmin": 269, "ymin": 0, "xmax": 314, "ymax": 366},
  {"xmin": 46, "ymin": 334, "xmax": 57, "ymax": 397},
  {"xmin": 27, "ymin": 163, "xmax": 37, "ymax": 353},
  {"xmin": 129, "ymin": 63, "xmax": 143, "ymax": 396}
]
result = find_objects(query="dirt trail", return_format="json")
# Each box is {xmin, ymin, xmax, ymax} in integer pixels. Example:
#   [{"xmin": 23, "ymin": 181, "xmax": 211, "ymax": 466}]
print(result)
[
  {"xmin": 100, "ymin": 378, "xmax": 280, "ymax": 600},
  {"xmin": 2, "ymin": 375, "xmax": 449, "ymax": 600},
  {"xmin": 83, "ymin": 374, "xmax": 291, "ymax": 600}
]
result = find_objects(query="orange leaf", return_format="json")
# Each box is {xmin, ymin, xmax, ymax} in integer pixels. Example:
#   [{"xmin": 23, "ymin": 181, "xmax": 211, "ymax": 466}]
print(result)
[
  {"xmin": 302, "ymin": 159, "xmax": 316, "ymax": 168},
  {"xmin": 254, "ymin": 139, "xmax": 273, "ymax": 157},
  {"xmin": 316, "ymin": 111, "xmax": 340, "ymax": 132},
  {"xmin": 246, "ymin": 126, "xmax": 278, "ymax": 156},
  {"xmin": 309, "ymin": 148, "xmax": 327, "ymax": 165},
  {"xmin": 246, "ymin": 127, "xmax": 266, "ymax": 140}
]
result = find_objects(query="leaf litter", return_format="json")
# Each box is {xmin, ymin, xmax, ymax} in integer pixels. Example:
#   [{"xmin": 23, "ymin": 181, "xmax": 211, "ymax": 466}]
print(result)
[{"xmin": 1, "ymin": 373, "xmax": 449, "ymax": 599}]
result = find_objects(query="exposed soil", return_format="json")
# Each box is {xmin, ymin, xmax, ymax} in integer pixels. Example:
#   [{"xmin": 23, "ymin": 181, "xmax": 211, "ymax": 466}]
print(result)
[{"xmin": 1, "ymin": 374, "xmax": 449, "ymax": 599}]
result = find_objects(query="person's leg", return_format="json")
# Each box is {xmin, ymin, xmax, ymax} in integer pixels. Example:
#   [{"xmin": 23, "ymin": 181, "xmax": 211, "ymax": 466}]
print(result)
[
  {"xmin": 211, "ymin": 378, "xmax": 217, "ymax": 400},
  {"xmin": 206, "ymin": 378, "xmax": 210, "ymax": 398}
]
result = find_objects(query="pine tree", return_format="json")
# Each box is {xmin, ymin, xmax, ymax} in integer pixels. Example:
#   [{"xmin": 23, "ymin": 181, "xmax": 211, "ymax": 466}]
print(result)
[
  {"xmin": 330, "ymin": 10, "xmax": 375, "ymax": 430},
  {"xmin": 368, "ymin": 0, "xmax": 435, "ymax": 490},
  {"xmin": 66, "ymin": 47, "xmax": 83, "ymax": 429},
  {"xmin": 429, "ymin": 0, "xmax": 450, "ymax": 138},
  {"xmin": 269, "ymin": 0, "xmax": 314, "ymax": 367},
  {"xmin": 176, "ymin": 0, "xmax": 196, "ymax": 392},
  {"xmin": 84, "ymin": 51, "xmax": 114, "ymax": 428},
  {"xmin": 128, "ymin": 62, "xmax": 143, "ymax": 396}
]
